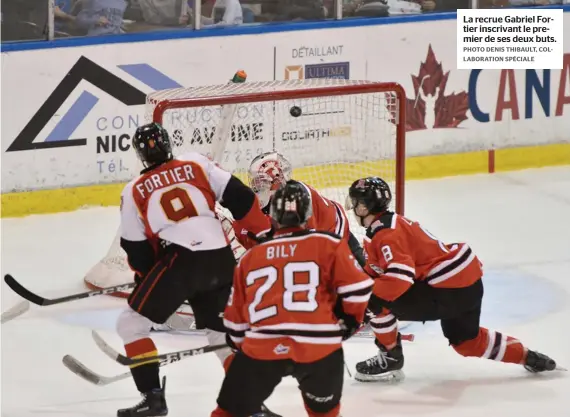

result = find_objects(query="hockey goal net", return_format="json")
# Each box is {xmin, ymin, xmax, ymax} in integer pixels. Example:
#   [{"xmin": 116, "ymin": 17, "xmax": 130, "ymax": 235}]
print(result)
[{"xmin": 84, "ymin": 79, "xmax": 406, "ymax": 296}]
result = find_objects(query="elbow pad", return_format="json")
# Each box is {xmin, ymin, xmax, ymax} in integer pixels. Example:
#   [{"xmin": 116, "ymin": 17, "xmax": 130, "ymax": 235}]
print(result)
[{"xmin": 221, "ymin": 176, "xmax": 256, "ymax": 221}]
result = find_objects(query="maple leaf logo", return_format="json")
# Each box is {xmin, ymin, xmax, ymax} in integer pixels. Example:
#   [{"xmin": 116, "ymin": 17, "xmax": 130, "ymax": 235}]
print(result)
[{"xmin": 387, "ymin": 45, "xmax": 469, "ymax": 132}]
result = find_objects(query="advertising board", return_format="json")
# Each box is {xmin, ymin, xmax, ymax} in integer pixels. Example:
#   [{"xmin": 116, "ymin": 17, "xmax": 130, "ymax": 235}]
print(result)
[{"xmin": 1, "ymin": 15, "xmax": 569, "ymax": 197}]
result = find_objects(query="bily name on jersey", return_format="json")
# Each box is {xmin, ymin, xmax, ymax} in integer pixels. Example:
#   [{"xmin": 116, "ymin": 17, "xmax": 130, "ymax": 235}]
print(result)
[
  {"xmin": 266, "ymin": 244, "xmax": 297, "ymax": 260},
  {"xmin": 136, "ymin": 165, "xmax": 195, "ymax": 198}
]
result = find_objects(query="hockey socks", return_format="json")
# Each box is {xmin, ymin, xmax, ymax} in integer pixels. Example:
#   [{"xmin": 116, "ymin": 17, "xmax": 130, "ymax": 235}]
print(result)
[
  {"xmin": 124, "ymin": 337, "xmax": 161, "ymax": 392},
  {"xmin": 453, "ymin": 328, "xmax": 525, "ymax": 364},
  {"xmin": 370, "ymin": 308, "xmax": 399, "ymax": 350}
]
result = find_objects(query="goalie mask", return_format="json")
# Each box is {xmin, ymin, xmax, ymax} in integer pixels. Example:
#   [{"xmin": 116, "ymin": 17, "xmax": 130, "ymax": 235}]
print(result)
[
  {"xmin": 346, "ymin": 177, "xmax": 392, "ymax": 227},
  {"xmin": 270, "ymin": 180, "xmax": 313, "ymax": 227},
  {"xmin": 248, "ymin": 152, "xmax": 292, "ymax": 208},
  {"xmin": 132, "ymin": 123, "xmax": 173, "ymax": 169}
]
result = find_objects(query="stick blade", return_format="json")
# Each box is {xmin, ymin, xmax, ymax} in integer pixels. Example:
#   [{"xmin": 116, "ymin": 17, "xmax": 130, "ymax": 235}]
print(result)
[
  {"xmin": 1, "ymin": 300, "xmax": 30, "ymax": 323},
  {"xmin": 62, "ymin": 355, "xmax": 132, "ymax": 386},
  {"xmin": 62, "ymin": 355, "xmax": 106, "ymax": 385},
  {"xmin": 4, "ymin": 274, "xmax": 47, "ymax": 306}
]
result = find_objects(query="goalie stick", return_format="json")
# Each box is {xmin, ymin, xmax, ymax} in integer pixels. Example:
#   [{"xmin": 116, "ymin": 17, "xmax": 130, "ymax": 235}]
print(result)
[
  {"xmin": 1, "ymin": 301, "xmax": 30, "ymax": 323},
  {"xmin": 92, "ymin": 330, "xmax": 227, "ymax": 367},
  {"xmin": 3, "ymin": 274, "xmax": 135, "ymax": 306}
]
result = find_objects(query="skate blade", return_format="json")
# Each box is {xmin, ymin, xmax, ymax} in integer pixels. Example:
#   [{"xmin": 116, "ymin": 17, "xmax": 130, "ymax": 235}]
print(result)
[
  {"xmin": 525, "ymin": 364, "xmax": 568, "ymax": 373},
  {"xmin": 354, "ymin": 370, "xmax": 405, "ymax": 383}
]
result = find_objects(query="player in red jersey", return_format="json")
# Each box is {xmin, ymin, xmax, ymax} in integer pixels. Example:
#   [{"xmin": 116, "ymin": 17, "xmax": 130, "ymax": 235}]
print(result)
[
  {"xmin": 233, "ymin": 151, "xmax": 365, "ymax": 265},
  {"xmin": 116, "ymin": 123, "xmax": 272, "ymax": 417},
  {"xmin": 346, "ymin": 176, "xmax": 559, "ymax": 382},
  {"xmin": 211, "ymin": 180, "xmax": 374, "ymax": 417}
]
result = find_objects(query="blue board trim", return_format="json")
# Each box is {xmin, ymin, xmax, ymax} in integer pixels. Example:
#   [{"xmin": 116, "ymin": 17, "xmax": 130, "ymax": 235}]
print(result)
[{"xmin": 2, "ymin": 5, "xmax": 568, "ymax": 53}]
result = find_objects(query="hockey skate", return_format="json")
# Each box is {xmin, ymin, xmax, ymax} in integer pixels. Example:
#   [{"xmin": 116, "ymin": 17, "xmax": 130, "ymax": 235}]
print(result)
[
  {"xmin": 117, "ymin": 377, "xmax": 168, "ymax": 417},
  {"xmin": 258, "ymin": 403, "xmax": 282, "ymax": 417},
  {"xmin": 524, "ymin": 350, "xmax": 557, "ymax": 373},
  {"xmin": 355, "ymin": 337, "xmax": 404, "ymax": 382}
]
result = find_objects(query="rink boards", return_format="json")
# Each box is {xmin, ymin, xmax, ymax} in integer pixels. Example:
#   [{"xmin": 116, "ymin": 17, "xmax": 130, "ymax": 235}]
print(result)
[{"xmin": 2, "ymin": 142, "xmax": 569, "ymax": 217}]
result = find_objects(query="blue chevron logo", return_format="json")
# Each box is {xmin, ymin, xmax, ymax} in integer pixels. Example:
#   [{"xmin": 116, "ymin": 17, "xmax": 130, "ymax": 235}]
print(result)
[{"xmin": 8, "ymin": 56, "xmax": 182, "ymax": 152}]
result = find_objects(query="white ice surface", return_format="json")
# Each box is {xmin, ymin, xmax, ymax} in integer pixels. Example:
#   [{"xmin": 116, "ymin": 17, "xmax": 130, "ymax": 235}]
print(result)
[{"xmin": 2, "ymin": 166, "xmax": 570, "ymax": 417}]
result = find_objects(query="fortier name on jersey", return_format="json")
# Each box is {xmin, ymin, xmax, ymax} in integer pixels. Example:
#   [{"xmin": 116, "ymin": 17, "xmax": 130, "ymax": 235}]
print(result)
[{"xmin": 135, "ymin": 165, "xmax": 195, "ymax": 198}]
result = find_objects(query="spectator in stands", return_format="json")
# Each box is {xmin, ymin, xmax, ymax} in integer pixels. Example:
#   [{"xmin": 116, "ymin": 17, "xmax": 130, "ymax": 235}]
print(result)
[
  {"xmin": 269, "ymin": 0, "xmax": 327, "ymax": 21},
  {"xmin": 54, "ymin": 1, "xmax": 78, "ymax": 36},
  {"xmin": 343, "ymin": 0, "xmax": 425, "ymax": 17},
  {"xmin": 180, "ymin": 0, "xmax": 243, "ymax": 27},
  {"xmin": 1, "ymin": 0, "xmax": 49, "ymax": 40},
  {"xmin": 74, "ymin": 0, "xmax": 127, "ymax": 35},
  {"xmin": 501, "ymin": 0, "xmax": 557, "ymax": 5},
  {"xmin": 137, "ymin": 0, "xmax": 190, "ymax": 26},
  {"xmin": 205, "ymin": 0, "xmax": 243, "ymax": 25}
]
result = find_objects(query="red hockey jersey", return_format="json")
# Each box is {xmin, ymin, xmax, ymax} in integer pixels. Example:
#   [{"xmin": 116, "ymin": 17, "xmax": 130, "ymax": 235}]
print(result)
[
  {"xmin": 223, "ymin": 229, "xmax": 373, "ymax": 363},
  {"xmin": 363, "ymin": 212, "xmax": 483, "ymax": 302},
  {"xmin": 234, "ymin": 181, "xmax": 350, "ymax": 250}
]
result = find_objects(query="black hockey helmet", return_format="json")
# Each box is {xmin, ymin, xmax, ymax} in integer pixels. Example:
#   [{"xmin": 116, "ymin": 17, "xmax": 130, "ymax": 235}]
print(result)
[
  {"xmin": 132, "ymin": 123, "xmax": 173, "ymax": 168},
  {"xmin": 347, "ymin": 177, "xmax": 392, "ymax": 215},
  {"xmin": 270, "ymin": 180, "xmax": 313, "ymax": 227}
]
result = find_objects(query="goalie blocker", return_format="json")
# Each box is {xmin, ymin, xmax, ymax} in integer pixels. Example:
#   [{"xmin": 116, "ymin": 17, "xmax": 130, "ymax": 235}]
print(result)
[{"xmin": 115, "ymin": 123, "xmax": 272, "ymax": 417}]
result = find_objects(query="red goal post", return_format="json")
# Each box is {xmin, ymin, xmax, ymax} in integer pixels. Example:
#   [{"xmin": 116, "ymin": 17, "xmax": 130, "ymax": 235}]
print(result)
[{"xmin": 84, "ymin": 79, "xmax": 406, "ymax": 297}]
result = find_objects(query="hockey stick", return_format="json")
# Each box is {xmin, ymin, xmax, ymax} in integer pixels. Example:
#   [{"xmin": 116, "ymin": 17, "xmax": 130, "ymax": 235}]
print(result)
[
  {"xmin": 6, "ymin": 68, "xmax": 244, "ymax": 309},
  {"xmin": 1, "ymin": 300, "xmax": 30, "ymax": 323},
  {"xmin": 68, "ymin": 328, "xmax": 412, "ymax": 386},
  {"xmin": 3, "ymin": 274, "xmax": 135, "ymax": 306},
  {"xmin": 92, "ymin": 330, "xmax": 227, "ymax": 367},
  {"xmin": 62, "ymin": 355, "xmax": 132, "ymax": 386},
  {"xmin": 62, "ymin": 341, "xmax": 208, "ymax": 386}
]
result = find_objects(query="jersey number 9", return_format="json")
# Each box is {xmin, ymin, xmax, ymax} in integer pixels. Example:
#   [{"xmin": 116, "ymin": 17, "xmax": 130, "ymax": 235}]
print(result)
[{"xmin": 160, "ymin": 187, "xmax": 199, "ymax": 222}]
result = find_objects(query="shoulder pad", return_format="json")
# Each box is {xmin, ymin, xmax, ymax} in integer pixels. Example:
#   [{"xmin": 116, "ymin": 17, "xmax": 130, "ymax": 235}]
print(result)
[
  {"xmin": 366, "ymin": 212, "xmax": 395, "ymax": 239},
  {"xmin": 270, "ymin": 229, "xmax": 341, "ymax": 242},
  {"xmin": 270, "ymin": 229, "xmax": 311, "ymax": 241},
  {"xmin": 308, "ymin": 230, "xmax": 342, "ymax": 241}
]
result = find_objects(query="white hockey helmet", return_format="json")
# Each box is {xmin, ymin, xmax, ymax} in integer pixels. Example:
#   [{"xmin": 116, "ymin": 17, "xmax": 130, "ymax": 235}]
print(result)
[{"xmin": 248, "ymin": 151, "xmax": 292, "ymax": 208}]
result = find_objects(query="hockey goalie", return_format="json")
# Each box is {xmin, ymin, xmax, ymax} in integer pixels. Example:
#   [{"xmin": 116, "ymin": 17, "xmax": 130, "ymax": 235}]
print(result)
[{"xmin": 233, "ymin": 151, "xmax": 366, "ymax": 266}]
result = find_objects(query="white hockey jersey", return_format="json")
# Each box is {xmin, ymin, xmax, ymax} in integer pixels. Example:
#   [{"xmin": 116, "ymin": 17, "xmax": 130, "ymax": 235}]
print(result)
[{"xmin": 120, "ymin": 152, "xmax": 235, "ymax": 251}]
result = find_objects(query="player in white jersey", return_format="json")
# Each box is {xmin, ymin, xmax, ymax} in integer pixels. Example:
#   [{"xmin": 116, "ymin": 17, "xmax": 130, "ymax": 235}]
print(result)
[{"xmin": 116, "ymin": 123, "xmax": 271, "ymax": 417}]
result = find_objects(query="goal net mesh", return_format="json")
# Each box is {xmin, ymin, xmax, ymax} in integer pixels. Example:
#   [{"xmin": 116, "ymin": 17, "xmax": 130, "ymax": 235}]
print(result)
[{"xmin": 84, "ymin": 79, "xmax": 405, "ymax": 295}]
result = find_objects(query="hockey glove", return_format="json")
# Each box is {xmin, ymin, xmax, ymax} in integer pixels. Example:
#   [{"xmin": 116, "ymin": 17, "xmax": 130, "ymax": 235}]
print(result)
[
  {"xmin": 339, "ymin": 315, "xmax": 360, "ymax": 341},
  {"xmin": 333, "ymin": 298, "xmax": 361, "ymax": 340},
  {"xmin": 225, "ymin": 332, "xmax": 240, "ymax": 352}
]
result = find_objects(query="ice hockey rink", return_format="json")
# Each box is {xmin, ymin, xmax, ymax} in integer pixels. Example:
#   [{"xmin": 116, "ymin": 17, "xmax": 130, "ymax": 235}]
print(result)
[{"xmin": 2, "ymin": 166, "xmax": 570, "ymax": 417}]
